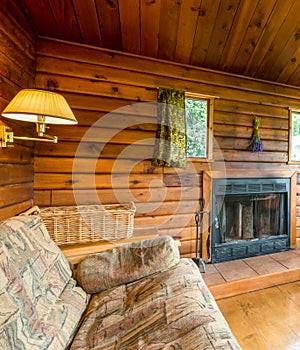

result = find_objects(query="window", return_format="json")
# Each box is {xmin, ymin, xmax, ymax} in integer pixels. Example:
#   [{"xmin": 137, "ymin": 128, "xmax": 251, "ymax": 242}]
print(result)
[
  {"xmin": 289, "ymin": 109, "xmax": 300, "ymax": 162},
  {"xmin": 185, "ymin": 93, "xmax": 214, "ymax": 160}
]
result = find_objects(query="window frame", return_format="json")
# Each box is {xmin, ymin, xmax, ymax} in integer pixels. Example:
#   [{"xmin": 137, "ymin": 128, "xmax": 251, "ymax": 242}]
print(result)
[
  {"xmin": 185, "ymin": 92, "xmax": 214, "ymax": 162},
  {"xmin": 288, "ymin": 108, "xmax": 300, "ymax": 163}
]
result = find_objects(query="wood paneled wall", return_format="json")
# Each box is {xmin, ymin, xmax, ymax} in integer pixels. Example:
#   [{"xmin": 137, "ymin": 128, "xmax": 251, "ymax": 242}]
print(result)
[
  {"xmin": 0, "ymin": 4, "xmax": 35, "ymax": 221},
  {"xmin": 34, "ymin": 37, "xmax": 300, "ymax": 257}
]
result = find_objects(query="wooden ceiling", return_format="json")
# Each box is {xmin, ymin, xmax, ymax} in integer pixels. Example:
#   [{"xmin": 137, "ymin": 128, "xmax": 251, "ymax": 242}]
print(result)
[{"xmin": 8, "ymin": 0, "xmax": 300, "ymax": 88}]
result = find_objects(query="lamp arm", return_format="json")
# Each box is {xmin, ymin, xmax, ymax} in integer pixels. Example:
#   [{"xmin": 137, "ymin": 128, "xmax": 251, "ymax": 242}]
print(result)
[
  {"xmin": 0, "ymin": 125, "xmax": 57, "ymax": 147},
  {"xmin": 13, "ymin": 134, "xmax": 58, "ymax": 143}
]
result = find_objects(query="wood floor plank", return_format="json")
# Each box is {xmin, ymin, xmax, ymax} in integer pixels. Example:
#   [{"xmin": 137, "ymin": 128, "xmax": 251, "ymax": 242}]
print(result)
[
  {"xmin": 277, "ymin": 280, "xmax": 300, "ymax": 306},
  {"xmin": 217, "ymin": 297, "xmax": 270, "ymax": 349},
  {"xmin": 217, "ymin": 282, "xmax": 300, "ymax": 350}
]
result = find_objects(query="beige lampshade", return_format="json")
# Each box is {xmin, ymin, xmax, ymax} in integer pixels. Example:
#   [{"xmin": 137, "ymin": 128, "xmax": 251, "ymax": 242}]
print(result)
[{"xmin": 1, "ymin": 89, "xmax": 77, "ymax": 125}]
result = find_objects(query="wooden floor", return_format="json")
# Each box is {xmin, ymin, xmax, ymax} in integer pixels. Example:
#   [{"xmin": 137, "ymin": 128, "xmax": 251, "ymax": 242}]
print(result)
[
  {"xmin": 217, "ymin": 281, "xmax": 300, "ymax": 350},
  {"xmin": 199, "ymin": 250, "xmax": 300, "ymax": 349}
]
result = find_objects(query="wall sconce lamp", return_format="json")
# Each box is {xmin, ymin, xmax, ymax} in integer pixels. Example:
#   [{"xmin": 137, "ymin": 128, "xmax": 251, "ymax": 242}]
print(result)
[{"xmin": 0, "ymin": 89, "xmax": 77, "ymax": 147}]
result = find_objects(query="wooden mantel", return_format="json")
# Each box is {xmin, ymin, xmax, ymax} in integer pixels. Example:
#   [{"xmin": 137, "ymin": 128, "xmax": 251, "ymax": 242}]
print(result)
[
  {"xmin": 202, "ymin": 169, "xmax": 297, "ymax": 262},
  {"xmin": 204, "ymin": 169, "xmax": 297, "ymax": 180}
]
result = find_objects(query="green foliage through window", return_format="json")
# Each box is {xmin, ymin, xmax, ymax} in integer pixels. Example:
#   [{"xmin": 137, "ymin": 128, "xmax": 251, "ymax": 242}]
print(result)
[
  {"xmin": 291, "ymin": 111, "xmax": 300, "ymax": 161},
  {"xmin": 185, "ymin": 98, "xmax": 208, "ymax": 158}
]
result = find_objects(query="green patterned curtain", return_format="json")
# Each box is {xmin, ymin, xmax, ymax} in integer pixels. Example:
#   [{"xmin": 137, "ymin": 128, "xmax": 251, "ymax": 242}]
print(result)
[{"xmin": 152, "ymin": 87, "xmax": 187, "ymax": 168}]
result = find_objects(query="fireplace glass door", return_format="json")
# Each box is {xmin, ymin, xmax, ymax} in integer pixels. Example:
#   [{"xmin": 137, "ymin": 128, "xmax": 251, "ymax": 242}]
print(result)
[
  {"xmin": 216, "ymin": 193, "xmax": 287, "ymax": 243},
  {"xmin": 211, "ymin": 178, "xmax": 290, "ymax": 263}
]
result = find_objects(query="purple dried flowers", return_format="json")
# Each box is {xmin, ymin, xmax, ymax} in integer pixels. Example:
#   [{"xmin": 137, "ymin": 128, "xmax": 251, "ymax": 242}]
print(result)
[{"xmin": 250, "ymin": 115, "xmax": 263, "ymax": 152}]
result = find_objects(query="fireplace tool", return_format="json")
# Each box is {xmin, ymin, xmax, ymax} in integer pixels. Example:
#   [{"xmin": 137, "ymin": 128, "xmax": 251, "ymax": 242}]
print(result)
[{"xmin": 192, "ymin": 197, "xmax": 210, "ymax": 273}]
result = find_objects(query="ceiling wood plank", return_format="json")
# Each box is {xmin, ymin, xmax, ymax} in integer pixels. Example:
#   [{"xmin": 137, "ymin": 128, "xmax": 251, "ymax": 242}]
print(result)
[
  {"xmin": 203, "ymin": 0, "xmax": 240, "ymax": 68},
  {"xmin": 95, "ymin": 0, "xmax": 122, "ymax": 50},
  {"xmin": 157, "ymin": 0, "xmax": 182, "ymax": 61},
  {"xmin": 287, "ymin": 64, "xmax": 300, "ymax": 87},
  {"xmin": 231, "ymin": 0, "xmax": 275, "ymax": 75},
  {"xmin": 49, "ymin": 0, "xmax": 81, "ymax": 41},
  {"xmin": 8, "ymin": 0, "xmax": 300, "ymax": 89},
  {"xmin": 256, "ymin": 0, "xmax": 300, "ymax": 80},
  {"xmin": 278, "ymin": 45, "xmax": 300, "ymax": 84},
  {"xmin": 218, "ymin": 0, "xmax": 259, "ymax": 72},
  {"xmin": 174, "ymin": 0, "xmax": 201, "ymax": 64},
  {"xmin": 119, "ymin": 0, "xmax": 140, "ymax": 54},
  {"xmin": 270, "ymin": 21, "xmax": 300, "ymax": 83},
  {"xmin": 189, "ymin": 0, "xmax": 221, "ymax": 66},
  {"xmin": 72, "ymin": 0, "xmax": 102, "ymax": 46},
  {"xmin": 245, "ymin": 0, "xmax": 297, "ymax": 77},
  {"xmin": 3, "ymin": 0, "xmax": 35, "ymax": 38},
  {"xmin": 140, "ymin": 0, "xmax": 161, "ymax": 58},
  {"xmin": 20, "ymin": 0, "xmax": 60, "ymax": 37}
]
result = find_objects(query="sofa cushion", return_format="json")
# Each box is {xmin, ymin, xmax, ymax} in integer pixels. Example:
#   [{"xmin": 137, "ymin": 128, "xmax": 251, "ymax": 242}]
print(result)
[
  {"xmin": 70, "ymin": 258, "xmax": 241, "ymax": 349},
  {"xmin": 76, "ymin": 235, "xmax": 180, "ymax": 293},
  {"xmin": 0, "ymin": 215, "xmax": 89, "ymax": 350}
]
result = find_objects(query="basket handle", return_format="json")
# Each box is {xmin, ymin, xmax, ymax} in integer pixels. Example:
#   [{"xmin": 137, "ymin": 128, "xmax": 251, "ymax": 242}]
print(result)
[{"xmin": 129, "ymin": 201, "xmax": 136, "ymax": 212}]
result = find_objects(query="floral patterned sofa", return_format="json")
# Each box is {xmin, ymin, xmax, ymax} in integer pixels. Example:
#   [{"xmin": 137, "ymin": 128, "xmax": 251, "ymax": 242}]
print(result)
[{"xmin": 0, "ymin": 214, "xmax": 241, "ymax": 349}]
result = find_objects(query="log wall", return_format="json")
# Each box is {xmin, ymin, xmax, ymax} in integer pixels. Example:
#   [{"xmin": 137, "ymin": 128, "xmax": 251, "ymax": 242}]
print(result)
[
  {"xmin": 34, "ymin": 37, "xmax": 300, "ymax": 257},
  {"xmin": 0, "ymin": 4, "xmax": 35, "ymax": 221}
]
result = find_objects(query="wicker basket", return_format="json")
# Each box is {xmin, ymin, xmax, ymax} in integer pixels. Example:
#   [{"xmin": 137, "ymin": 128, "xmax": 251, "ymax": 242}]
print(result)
[{"xmin": 38, "ymin": 202, "xmax": 136, "ymax": 246}]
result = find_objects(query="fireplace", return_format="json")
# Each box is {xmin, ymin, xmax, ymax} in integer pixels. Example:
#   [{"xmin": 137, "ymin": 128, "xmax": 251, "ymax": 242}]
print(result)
[{"xmin": 211, "ymin": 178, "xmax": 290, "ymax": 263}]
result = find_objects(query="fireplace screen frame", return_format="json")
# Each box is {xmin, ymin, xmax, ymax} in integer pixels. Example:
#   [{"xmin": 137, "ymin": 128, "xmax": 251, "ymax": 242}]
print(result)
[{"xmin": 211, "ymin": 178, "xmax": 290, "ymax": 263}]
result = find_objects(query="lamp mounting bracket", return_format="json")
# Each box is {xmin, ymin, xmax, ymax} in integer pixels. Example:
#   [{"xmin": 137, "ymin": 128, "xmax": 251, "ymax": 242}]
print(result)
[{"xmin": 0, "ymin": 125, "xmax": 58, "ymax": 148}]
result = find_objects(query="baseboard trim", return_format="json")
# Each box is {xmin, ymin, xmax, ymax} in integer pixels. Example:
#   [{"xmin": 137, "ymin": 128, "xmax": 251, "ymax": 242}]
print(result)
[{"xmin": 209, "ymin": 267, "xmax": 300, "ymax": 300}]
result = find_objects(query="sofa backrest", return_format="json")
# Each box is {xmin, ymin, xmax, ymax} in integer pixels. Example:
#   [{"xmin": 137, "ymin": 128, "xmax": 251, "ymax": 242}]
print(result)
[{"xmin": 0, "ymin": 215, "xmax": 88, "ymax": 350}]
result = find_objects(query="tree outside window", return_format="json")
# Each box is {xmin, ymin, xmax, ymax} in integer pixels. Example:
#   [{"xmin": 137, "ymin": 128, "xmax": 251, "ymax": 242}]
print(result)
[
  {"xmin": 185, "ymin": 94, "xmax": 213, "ymax": 160},
  {"xmin": 290, "ymin": 110, "xmax": 300, "ymax": 162}
]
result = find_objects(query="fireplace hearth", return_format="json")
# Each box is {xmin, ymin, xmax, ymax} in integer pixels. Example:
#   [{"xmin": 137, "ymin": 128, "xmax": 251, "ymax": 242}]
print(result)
[{"xmin": 211, "ymin": 178, "xmax": 290, "ymax": 263}]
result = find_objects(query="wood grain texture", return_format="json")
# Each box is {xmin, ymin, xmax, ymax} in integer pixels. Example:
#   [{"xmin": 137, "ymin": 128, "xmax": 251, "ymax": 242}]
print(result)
[
  {"xmin": 217, "ymin": 280, "xmax": 300, "ymax": 349},
  {"xmin": 35, "ymin": 37, "xmax": 300, "ymax": 101},
  {"xmin": 7, "ymin": 0, "xmax": 300, "ymax": 85},
  {"xmin": 119, "ymin": 0, "xmax": 140, "ymax": 54},
  {"xmin": 72, "ymin": 0, "xmax": 102, "ymax": 46},
  {"xmin": 32, "ymin": 38, "xmax": 300, "ymax": 256},
  {"xmin": 157, "ymin": 0, "xmax": 181, "ymax": 61},
  {"xmin": 0, "ymin": 200, "xmax": 33, "ymax": 222},
  {"xmin": 140, "ymin": 0, "xmax": 160, "ymax": 58},
  {"xmin": 95, "ymin": 0, "xmax": 122, "ymax": 50},
  {"xmin": 0, "ymin": 6, "xmax": 34, "ymax": 221},
  {"xmin": 174, "ymin": 0, "xmax": 201, "ymax": 64},
  {"xmin": 2, "ymin": 2, "xmax": 300, "ymax": 260}
]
